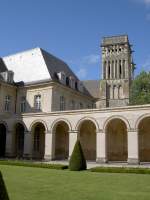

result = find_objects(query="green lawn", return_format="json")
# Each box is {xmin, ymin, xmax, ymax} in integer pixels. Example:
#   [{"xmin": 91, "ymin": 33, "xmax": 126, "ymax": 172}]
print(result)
[{"xmin": 1, "ymin": 165, "xmax": 150, "ymax": 200}]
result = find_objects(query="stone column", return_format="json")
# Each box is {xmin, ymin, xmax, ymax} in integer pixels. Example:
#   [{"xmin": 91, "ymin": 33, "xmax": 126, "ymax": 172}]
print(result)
[
  {"xmin": 23, "ymin": 131, "xmax": 32, "ymax": 159},
  {"xmin": 106, "ymin": 61, "xmax": 108, "ymax": 79},
  {"xmin": 96, "ymin": 131, "xmax": 107, "ymax": 163},
  {"xmin": 102, "ymin": 62, "xmax": 104, "ymax": 79},
  {"xmin": 127, "ymin": 129, "xmax": 139, "ymax": 164},
  {"xmin": 44, "ymin": 131, "xmax": 53, "ymax": 160},
  {"xmin": 110, "ymin": 62, "xmax": 112, "ymax": 79},
  {"xmin": 121, "ymin": 60, "xmax": 124, "ymax": 79},
  {"xmin": 69, "ymin": 130, "xmax": 78, "ymax": 158},
  {"xmin": 117, "ymin": 60, "xmax": 120, "ymax": 79},
  {"xmin": 113, "ymin": 61, "xmax": 116, "ymax": 79},
  {"xmin": 5, "ymin": 130, "xmax": 14, "ymax": 158}
]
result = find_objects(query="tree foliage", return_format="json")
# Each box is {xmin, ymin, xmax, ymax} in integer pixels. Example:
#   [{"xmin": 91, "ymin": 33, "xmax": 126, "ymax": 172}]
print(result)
[
  {"xmin": 130, "ymin": 71, "xmax": 150, "ymax": 105},
  {"xmin": 69, "ymin": 140, "xmax": 87, "ymax": 171}
]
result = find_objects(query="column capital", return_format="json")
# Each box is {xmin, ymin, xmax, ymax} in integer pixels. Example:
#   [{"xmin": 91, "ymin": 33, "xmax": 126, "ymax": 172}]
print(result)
[
  {"xmin": 96, "ymin": 129, "xmax": 104, "ymax": 134},
  {"xmin": 24, "ymin": 131, "xmax": 31, "ymax": 135},
  {"xmin": 68, "ymin": 130, "xmax": 78, "ymax": 134},
  {"xmin": 45, "ymin": 130, "xmax": 52, "ymax": 134},
  {"xmin": 127, "ymin": 128, "xmax": 138, "ymax": 133},
  {"xmin": 7, "ymin": 130, "xmax": 13, "ymax": 134}
]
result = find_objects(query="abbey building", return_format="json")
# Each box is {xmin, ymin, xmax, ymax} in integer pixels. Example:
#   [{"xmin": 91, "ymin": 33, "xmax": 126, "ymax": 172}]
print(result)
[{"xmin": 0, "ymin": 35, "xmax": 150, "ymax": 165}]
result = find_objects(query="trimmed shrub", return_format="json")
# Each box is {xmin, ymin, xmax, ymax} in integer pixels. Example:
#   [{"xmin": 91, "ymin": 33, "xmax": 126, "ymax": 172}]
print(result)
[
  {"xmin": 69, "ymin": 140, "xmax": 87, "ymax": 171},
  {"xmin": 0, "ymin": 171, "xmax": 9, "ymax": 200},
  {"xmin": 0, "ymin": 160, "xmax": 68, "ymax": 170}
]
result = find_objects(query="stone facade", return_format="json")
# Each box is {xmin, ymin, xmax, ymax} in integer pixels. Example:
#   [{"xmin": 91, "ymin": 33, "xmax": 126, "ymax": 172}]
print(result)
[
  {"xmin": 0, "ymin": 35, "xmax": 150, "ymax": 165},
  {"xmin": 99, "ymin": 35, "xmax": 134, "ymax": 108}
]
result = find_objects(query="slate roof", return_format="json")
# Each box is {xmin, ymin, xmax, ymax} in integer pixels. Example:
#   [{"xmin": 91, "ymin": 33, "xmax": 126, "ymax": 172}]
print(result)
[
  {"xmin": 82, "ymin": 80, "xmax": 100, "ymax": 99},
  {"xmin": 41, "ymin": 49, "xmax": 79, "ymax": 81},
  {"xmin": 1, "ymin": 48, "xmax": 93, "ymax": 97},
  {"xmin": 2, "ymin": 47, "xmax": 79, "ymax": 83},
  {"xmin": 0, "ymin": 58, "xmax": 7, "ymax": 72}
]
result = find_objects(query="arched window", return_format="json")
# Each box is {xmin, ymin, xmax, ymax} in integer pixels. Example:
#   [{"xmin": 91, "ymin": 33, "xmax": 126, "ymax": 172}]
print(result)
[
  {"xmin": 118, "ymin": 85, "xmax": 123, "ymax": 99},
  {"xmin": 115, "ymin": 60, "xmax": 117, "ymax": 78},
  {"xmin": 119, "ymin": 60, "xmax": 122, "ymax": 79},
  {"xmin": 123, "ymin": 60, "xmax": 125, "ymax": 78},
  {"xmin": 113, "ymin": 85, "xmax": 118, "ymax": 99}
]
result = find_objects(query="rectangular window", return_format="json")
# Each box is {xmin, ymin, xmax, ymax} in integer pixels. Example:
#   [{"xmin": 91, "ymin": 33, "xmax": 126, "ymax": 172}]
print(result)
[
  {"xmin": 34, "ymin": 95, "xmax": 41, "ymax": 111},
  {"xmin": 60, "ymin": 96, "xmax": 65, "ymax": 111},
  {"xmin": 5, "ymin": 95, "xmax": 11, "ymax": 111},
  {"xmin": 20, "ymin": 96, "xmax": 26, "ymax": 112}
]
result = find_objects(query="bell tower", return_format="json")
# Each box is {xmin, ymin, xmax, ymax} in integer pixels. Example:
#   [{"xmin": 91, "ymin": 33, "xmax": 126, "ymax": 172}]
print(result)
[{"xmin": 99, "ymin": 35, "xmax": 134, "ymax": 108}]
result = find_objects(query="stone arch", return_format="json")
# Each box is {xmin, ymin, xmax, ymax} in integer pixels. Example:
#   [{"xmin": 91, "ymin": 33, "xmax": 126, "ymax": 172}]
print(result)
[
  {"xmin": 31, "ymin": 121, "xmax": 46, "ymax": 160},
  {"xmin": 0, "ymin": 122, "xmax": 7, "ymax": 158},
  {"xmin": 51, "ymin": 118, "xmax": 72, "ymax": 133},
  {"xmin": 76, "ymin": 118, "xmax": 97, "ymax": 161},
  {"xmin": 13, "ymin": 120, "xmax": 27, "ymax": 132},
  {"xmin": 52, "ymin": 119, "xmax": 70, "ymax": 160},
  {"xmin": 0, "ymin": 121, "xmax": 8, "ymax": 132},
  {"xmin": 105, "ymin": 116, "xmax": 128, "ymax": 162},
  {"xmin": 103, "ymin": 115, "xmax": 130, "ymax": 133},
  {"xmin": 137, "ymin": 115, "xmax": 150, "ymax": 162},
  {"xmin": 76, "ymin": 117, "xmax": 99, "ymax": 132},
  {"xmin": 29, "ymin": 119, "xmax": 48, "ymax": 132},
  {"xmin": 135, "ymin": 114, "xmax": 150, "ymax": 130},
  {"xmin": 14, "ymin": 122, "xmax": 25, "ymax": 158}
]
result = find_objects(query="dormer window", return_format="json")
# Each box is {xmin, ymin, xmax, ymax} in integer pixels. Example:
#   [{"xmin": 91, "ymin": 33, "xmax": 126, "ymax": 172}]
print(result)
[
  {"xmin": 66, "ymin": 77, "xmax": 70, "ymax": 86},
  {"xmin": 69, "ymin": 76, "xmax": 75, "ymax": 89},
  {"xmin": 75, "ymin": 81, "xmax": 78, "ymax": 90},
  {"xmin": 57, "ymin": 71, "xmax": 66, "ymax": 84}
]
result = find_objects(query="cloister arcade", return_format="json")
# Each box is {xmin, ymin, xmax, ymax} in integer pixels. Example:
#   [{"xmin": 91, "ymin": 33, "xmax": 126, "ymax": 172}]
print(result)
[{"xmin": 1, "ymin": 105, "xmax": 150, "ymax": 164}]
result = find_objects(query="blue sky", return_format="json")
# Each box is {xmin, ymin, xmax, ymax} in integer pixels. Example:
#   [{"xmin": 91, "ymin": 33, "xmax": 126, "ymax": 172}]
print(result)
[{"xmin": 0, "ymin": 0, "xmax": 150, "ymax": 80}]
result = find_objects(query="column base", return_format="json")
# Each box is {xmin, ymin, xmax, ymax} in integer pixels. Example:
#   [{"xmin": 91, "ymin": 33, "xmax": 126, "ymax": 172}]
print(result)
[
  {"xmin": 5, "ymin": 152, "xmax": 15, "ymax": 158},
  {"xmin": 23, "ymin": 154, "xmax": 32, "ymax": 160},
  {"xmin": 44, "ymin": 154, "xmax": 53, "ymax": 161},
  {"xmin": 128, "ymin": 158, "xmax": 139, "ymax": 165},
  {"xmin": 96, "ymin": 157, "xmax": 107, "ymax": 163}
]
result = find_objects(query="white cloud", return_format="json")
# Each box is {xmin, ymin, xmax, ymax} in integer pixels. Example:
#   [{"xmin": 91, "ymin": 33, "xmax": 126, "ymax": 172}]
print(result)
[
  {"xmin": 77, "ymin": 68, "xmax": 87, "ymax": 79},
  {"xmin": 82, "ymin": 54, "xmax": 99, "ymax": 65},
  {"xmin": 143, "ymin": 0, "xmax": 150, "ymax": 5},
  {"xmin": 134, "ymin": 0, "xmax": 150, "ymax": 6}
]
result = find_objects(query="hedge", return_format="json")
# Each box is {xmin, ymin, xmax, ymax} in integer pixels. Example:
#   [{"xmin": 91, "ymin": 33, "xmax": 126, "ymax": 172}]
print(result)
[
  {"xmin": 0, "ymin": 160, "xmax": 68, "ymax": 170},
  {"xmin": 90, "ymin": 166, "xmax": 150, "ymax": 174},
  {"xmin": 0, "ymin": 171, "xmax": 9, "ymax": 200}
]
